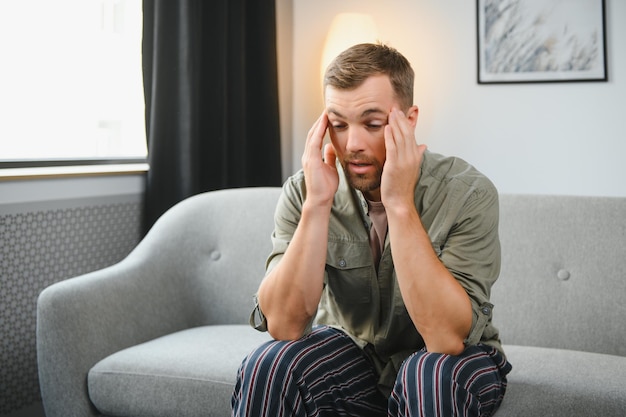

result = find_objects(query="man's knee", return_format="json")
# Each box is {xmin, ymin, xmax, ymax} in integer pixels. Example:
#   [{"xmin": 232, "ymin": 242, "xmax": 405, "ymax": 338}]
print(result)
[
  {"xmin": 396, "ymin": 350, "xmax": 456, "ymax": 390},
  {"xmin": 239, "ymin": 339, "xmax": 302, "ymax": 383},
  {"xmin": 238, "ymin": 326, "xmax": 343, "ymax": 385},
  {"xmin": 391, "ymin": 346, "xmax": 508, "ymax": 417}
]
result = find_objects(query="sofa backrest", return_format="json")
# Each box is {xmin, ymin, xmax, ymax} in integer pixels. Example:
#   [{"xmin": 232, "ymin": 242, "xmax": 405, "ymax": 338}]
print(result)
[
  {"xmin": 134, "ymin": 187, "xmax": 282, "ymax": 327},
  {"xmin": 146, "ymin": 188, "xmax": 625, "ymax": 356},
  {"xmin": 492, "ymin": 194, "xmax": 626, "ymax": 357}
]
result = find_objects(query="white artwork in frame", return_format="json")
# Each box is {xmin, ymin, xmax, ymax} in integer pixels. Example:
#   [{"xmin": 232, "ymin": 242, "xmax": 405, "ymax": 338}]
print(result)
[{"xmin": 477, "ymin": 0, "xmax": 608, "ymax": 83}]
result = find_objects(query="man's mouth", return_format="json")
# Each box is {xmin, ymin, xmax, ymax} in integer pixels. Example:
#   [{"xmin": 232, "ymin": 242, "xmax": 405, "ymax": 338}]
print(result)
[{"xmin": 348, "ymin": 160, "xmax": 374, "ymax": 174}]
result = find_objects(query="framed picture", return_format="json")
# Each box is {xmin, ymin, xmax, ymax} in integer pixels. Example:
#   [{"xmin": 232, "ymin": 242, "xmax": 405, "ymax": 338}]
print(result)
[{"xmin": 477, "ymin": 0, "xmax": 608, "ymax": 84}]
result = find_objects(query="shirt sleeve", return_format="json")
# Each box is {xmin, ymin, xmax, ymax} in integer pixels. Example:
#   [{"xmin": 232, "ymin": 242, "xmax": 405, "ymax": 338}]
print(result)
[
  {"xmin": 437, "ymin": 184, "xmax": 501, "ymax": 346},
  {"xmin": 265, "ymin": 173, "xmax": 306, "ymax": 273},
  {"xmin": 249, "ymin": 174, "xmax": 308, "ymax": 333}
]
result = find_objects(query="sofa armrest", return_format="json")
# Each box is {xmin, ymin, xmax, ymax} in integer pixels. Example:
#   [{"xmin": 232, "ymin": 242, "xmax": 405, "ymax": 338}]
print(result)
[
  {"xmin": 36, "ymin": 187, "xmax": 281, "ymax": 417},
  {"xmin": 37, "ymin": 252, "xmax": 202, "ymax": 417}
]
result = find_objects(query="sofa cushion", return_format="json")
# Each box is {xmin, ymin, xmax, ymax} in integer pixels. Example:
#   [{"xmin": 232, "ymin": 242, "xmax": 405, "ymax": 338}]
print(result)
[
  {"xmin": 88, "ymin": 329, "xmax": 626, "ymax": 417},
  {"xmin": 88, "ymin": 325, "xmax": 272, "ymax": 417},
  {"xmin": 497, "ymin": 345, "xmax": 626, "ymax": 416}
]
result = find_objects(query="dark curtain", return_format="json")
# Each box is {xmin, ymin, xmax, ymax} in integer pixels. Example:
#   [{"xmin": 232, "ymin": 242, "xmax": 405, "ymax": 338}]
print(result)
[{"xmin": 142, "ymin": 0, "xmax": 282, "ymax": 233}]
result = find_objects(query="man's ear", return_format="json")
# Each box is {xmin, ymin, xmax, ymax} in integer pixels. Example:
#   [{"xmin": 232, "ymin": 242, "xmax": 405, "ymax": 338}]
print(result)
[{"xmin": 406, "ymin": 105, "xmax": 419, "ymax": 127}]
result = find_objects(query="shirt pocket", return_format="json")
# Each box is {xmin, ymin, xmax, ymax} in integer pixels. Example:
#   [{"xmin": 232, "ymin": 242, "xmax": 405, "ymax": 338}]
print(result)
[{"xmin": 325, "ymin": 241, "xmax": 373, "ymax": 304}]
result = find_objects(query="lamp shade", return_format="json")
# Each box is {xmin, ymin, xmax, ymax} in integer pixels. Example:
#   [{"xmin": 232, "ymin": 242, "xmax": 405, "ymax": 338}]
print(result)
[{"xmin": 320, "ymin": 13, "xmax": 379, "ymax": 83}]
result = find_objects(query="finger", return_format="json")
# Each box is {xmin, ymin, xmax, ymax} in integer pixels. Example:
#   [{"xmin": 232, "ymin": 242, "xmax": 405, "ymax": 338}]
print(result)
[
  {"xmin": 386, "ymin": 109, "xmax": 401, "ymax": 149},
  {"xmin": 303, "ymin": 112, "xmax": 328, "ymax": 165},
  {"xmin": 392, "ymin": 109, "xmax": 422, "ymax": 163},
  {"xmin": 384, "ymin": 123, "xmax": 397, "ymax": 161},
  {"xmin": 306, "ymin": 112, "xmax": 323, "ymax": 139},
  {"xmin": 323, "ymin": 143, "xmax": 336, "ymax": 166},
  {"xmin": 306, "ymin": 111, "xmax": 328, "ymax": 150},
  {"xmin": 389, "ymin": 108, "xmax": 413, "ymax": 154}
]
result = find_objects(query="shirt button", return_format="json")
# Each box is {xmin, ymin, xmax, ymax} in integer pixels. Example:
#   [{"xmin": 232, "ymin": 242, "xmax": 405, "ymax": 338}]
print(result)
[
  {"xmin": 481, "ymin": 307, "xmax": 491, "ymax": 315},
  {"xmin": 338, "ymin": 259, "xmax": 347, "ymax": 268}
]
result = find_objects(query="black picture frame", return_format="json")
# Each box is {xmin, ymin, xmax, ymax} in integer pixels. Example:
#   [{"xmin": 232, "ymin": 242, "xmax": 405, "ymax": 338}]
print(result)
[{"xmin": 477, "ymin": 0, "xmax": 608, "ymax": 84}]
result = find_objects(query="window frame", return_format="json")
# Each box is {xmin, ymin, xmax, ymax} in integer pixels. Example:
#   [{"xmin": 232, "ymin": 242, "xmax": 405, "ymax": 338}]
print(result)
[
  {"xmin": 0, "ymin": 158, "xmax": 149, "ymax": 180},
  {"xmin": 0, "ymin": 0, "xmax": 147, "ymax": 175}
]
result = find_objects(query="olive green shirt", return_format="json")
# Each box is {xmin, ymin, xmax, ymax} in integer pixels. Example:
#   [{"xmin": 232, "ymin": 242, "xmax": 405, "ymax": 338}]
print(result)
[{"xmin": 255, "ymin": 150, "xmax": 504, "ymax": 394}]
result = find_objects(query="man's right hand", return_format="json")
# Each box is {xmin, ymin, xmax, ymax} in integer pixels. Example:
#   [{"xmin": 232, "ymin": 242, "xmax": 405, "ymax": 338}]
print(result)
[{"xmin": 301, "ymin": 111, "xmax": 339, "ymax": 208}]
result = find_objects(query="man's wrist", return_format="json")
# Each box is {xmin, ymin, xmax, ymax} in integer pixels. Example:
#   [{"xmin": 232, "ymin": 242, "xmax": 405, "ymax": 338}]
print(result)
[
  {"xmin": 385, "ymin": 198, "xmax": 417, "ymax": 219},
  {"xmin": 302, "ymin": 198, "xmax": 333, "ymax": 216}
]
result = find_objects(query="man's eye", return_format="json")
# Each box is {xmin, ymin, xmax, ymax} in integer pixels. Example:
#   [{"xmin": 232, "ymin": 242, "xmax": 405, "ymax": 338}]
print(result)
[
  {"xmin": 332, "ymin": 124, "xmax": 347, "ymax": 131},
  {"xmin": 366, "ymin": 124, "xmax": 383, "ymax": 130}
]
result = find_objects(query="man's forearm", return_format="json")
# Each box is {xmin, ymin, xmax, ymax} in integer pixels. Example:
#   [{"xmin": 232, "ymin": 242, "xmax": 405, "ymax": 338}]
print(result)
[
  {"xmin": 257, "ymin": 202, "xmax": 331, "ymax": 340},
  {"xmin": 387, "ymin": 205, "xmax": 472, "ymax": 355}
]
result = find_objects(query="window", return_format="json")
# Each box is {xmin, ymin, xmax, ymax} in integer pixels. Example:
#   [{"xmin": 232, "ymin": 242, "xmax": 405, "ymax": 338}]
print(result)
[{"xmin": 0, "ymin": 0, "xmax": 146, "ymax": 165}]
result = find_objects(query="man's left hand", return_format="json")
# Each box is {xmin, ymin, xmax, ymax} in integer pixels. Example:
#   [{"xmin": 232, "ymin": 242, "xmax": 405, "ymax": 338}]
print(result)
[{"xmin": 380, "ymin": 107, "xmax": 427, "ymax": 208}]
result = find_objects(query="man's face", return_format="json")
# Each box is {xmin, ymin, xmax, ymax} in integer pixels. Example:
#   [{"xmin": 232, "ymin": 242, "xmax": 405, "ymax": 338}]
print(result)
[{"xmin": 325, "ymin": 75, "xmax": 401, "ymax": 200}]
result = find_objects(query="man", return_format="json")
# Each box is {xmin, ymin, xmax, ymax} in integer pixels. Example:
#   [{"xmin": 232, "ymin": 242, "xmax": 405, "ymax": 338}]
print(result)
[{"xmin": 232, "ymin": 43, "xmax": 511, "ymax": 417}]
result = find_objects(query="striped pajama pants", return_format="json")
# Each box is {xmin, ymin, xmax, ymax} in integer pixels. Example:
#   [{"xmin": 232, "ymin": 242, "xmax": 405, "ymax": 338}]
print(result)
[{"xmin": 232, "ymin": 326, "xmax": 511, "ymax": 417}]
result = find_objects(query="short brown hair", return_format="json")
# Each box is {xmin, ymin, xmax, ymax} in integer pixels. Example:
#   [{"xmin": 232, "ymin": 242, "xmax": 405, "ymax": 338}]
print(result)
[{"xmin": 323, "ymin": 43, "xmax": 414, "ymax": 110}]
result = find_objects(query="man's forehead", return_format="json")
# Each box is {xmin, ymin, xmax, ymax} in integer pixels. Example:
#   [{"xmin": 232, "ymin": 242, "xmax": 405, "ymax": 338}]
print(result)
[{"xmin": 324, "ymin": 76, "xmax": 397, "ymax": 118}]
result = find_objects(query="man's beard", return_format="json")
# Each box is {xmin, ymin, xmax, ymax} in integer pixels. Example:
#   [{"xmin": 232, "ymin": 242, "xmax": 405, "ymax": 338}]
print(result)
[{"xmin": 340, "ymin": 153, "xmax": 383, "ymax": 193}]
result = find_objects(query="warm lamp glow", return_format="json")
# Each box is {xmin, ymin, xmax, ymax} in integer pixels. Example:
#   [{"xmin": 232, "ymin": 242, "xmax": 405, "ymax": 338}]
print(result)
[{"xmin": 320, "ymin": 13, "xmax": 379, "ymax": 83}]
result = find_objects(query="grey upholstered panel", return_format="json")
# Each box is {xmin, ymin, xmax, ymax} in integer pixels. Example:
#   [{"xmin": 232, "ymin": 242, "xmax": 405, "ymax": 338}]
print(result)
[
  {"xmin": 37, "ymin": 187, "xmax": 282, "ymax": 417},
  {"xmin": 1, "ymin": 199, "xmax": 141, "ymax": 415},
  {"xmin": 90, "ymin": 333, "xmax": 626, "ymax": 417},
  {"xmin": 492, "ymin": 195, "xmax": 626, "ymax": 356},
  {"xmin": 88, "ymin": 325, "xmax": 272, "ymax": 417},
  {"xmin": 124, "ymin": 186, "xmax": 281, "ymax": 326},
  {"xmin": 496, "ymin": 345, "xmax": 626, "ymax": 416}
]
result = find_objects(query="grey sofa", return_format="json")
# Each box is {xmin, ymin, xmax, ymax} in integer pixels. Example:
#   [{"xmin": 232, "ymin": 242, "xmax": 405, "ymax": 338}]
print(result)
[{"xmin": 37, "ymin": 187, "xmax": 626, "ymax": 417}]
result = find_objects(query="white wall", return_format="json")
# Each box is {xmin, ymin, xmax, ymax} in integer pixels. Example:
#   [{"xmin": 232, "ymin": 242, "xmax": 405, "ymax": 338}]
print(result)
[{"xmin": 281, "ymin": 0, "xmax": 626, "ymax": 197}]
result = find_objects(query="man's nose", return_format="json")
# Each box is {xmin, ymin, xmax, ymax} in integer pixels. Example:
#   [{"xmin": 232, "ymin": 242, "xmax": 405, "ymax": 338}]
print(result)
[{"xmin": 346, "ymin": 127, "xmax": 365, "ymax": 153}]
